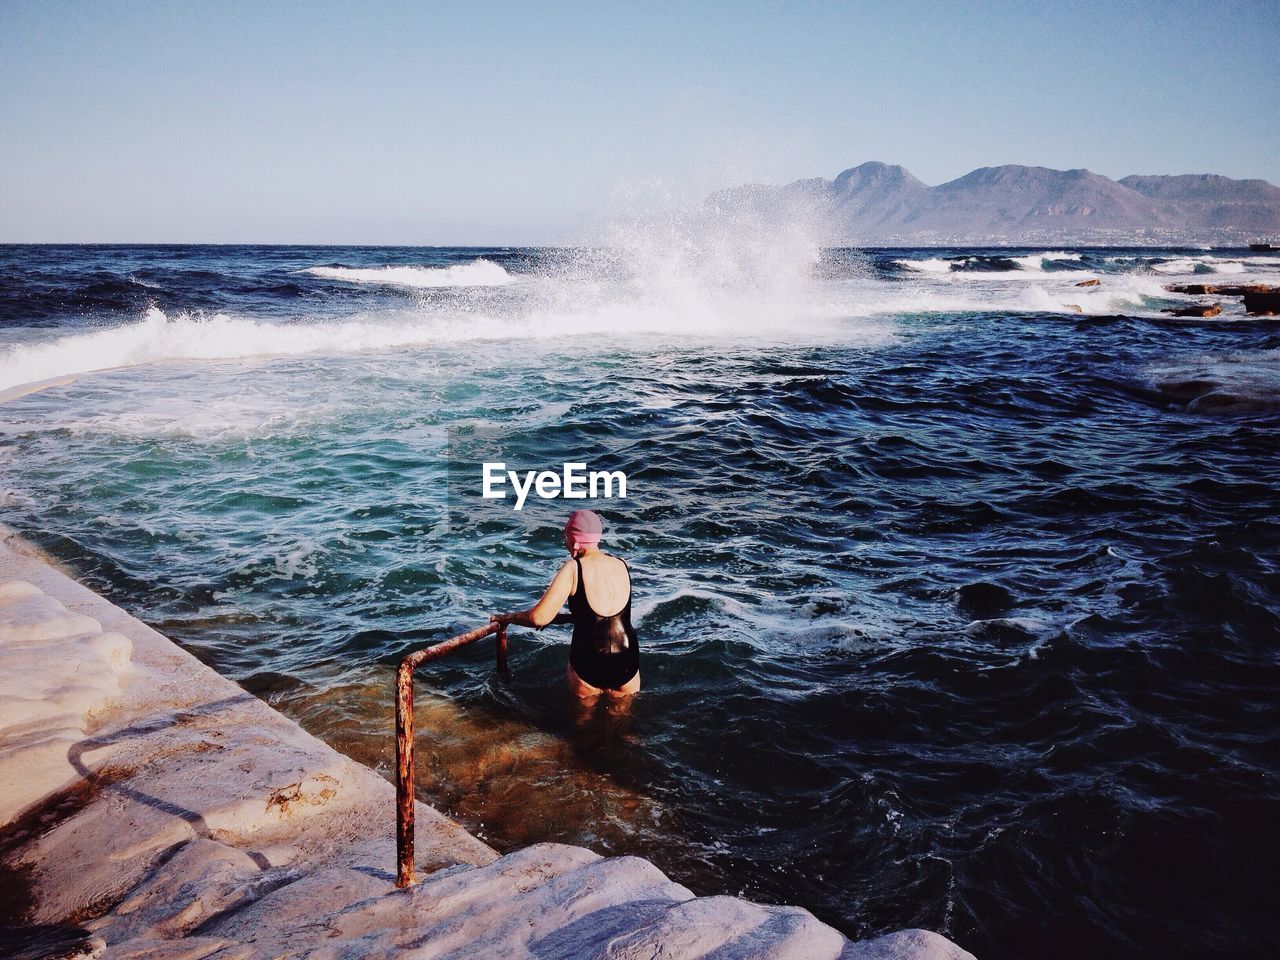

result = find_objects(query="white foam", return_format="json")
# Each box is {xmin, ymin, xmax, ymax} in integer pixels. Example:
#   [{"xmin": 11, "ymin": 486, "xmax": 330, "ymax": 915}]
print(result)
[
  {"xmin": 305, "ymin": 258, "xmax": 515, "ymax": 288},
  {"xmin": 0, "ymin": 308, "xmax": 459, "ymax": 394},
  {"xmin": 851, "ymin": 271, "xmax": 1170, "ymax": 318},
  {"xmin": 893, "ymin": 258, "xmax": 953, "ymax": 274}
]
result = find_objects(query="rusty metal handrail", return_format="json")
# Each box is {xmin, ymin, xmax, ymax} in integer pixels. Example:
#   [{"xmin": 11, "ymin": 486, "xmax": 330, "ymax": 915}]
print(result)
[
  {"xmin": 395, "ymin": 620, "xmax": 504, "ymax": 887},
  {"xmin": 395, "ymin": 613, "xmax": 571, "ymax": 887}
]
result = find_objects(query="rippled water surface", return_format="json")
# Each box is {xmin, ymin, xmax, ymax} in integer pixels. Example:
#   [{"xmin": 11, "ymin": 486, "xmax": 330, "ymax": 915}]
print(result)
[{"xmin": 1, "ymin": 243, "xmax": 1278, "ymax": 959}]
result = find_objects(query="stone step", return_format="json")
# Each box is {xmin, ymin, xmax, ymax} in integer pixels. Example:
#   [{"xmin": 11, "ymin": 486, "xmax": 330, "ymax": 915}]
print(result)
[
  {"xmin": 90, "ymin": 832, "xmax": 976, "ymax": 960},
  {"xmin": 192, "ymin": 841, "xmax": 855, "ymax": 960}
]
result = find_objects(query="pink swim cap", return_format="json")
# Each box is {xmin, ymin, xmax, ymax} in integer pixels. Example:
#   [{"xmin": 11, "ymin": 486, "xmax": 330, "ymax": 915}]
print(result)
[{"xmin": 563, "ymin": 509, "xmax": 603, "ymax": 554}]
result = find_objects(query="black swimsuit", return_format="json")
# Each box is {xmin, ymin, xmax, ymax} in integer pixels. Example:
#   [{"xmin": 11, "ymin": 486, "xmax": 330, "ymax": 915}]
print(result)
[{"xmin": 567, "ymin": 557, "xmax": 640, "ymax": 691}]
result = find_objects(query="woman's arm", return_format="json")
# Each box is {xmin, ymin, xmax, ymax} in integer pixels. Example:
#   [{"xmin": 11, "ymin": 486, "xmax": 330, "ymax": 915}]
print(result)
[{"xmin": 492, "ymin": 559, "xmax": 576, "ymax": 629}]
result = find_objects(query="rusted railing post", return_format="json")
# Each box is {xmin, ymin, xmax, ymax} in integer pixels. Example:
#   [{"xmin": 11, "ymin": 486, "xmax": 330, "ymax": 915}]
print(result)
[
  {"xmin": 394, "ymin": 620, "xmax": 502, "ymax": 888},
  {"xmin": 395, "ymin": 656, "xmax": 417, "ymax": 889}
]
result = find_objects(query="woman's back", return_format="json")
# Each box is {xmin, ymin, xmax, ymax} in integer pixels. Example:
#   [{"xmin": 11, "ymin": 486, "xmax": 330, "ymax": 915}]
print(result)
[{"xmin": 573, "ymin": 551, "xmax": 629, "ymax": 616}]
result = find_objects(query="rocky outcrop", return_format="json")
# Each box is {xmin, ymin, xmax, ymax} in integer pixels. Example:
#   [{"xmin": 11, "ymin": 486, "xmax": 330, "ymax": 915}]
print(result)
[
  {"xmin": 1164, "ymin": 283, "xmax": 1280, "ymax": 315},
  {"xmin": 0, "ymin": 530, "xmax": 974, "ymax": 959},
  {"xmin": 1241, "ymin": 290, "xmax": 1280, "ymax": 315},
  {"xmin": 1164, "ymin": 283, "xmax": 1276, "ymax": 296},
  {"xmin": 1163, "ymin": 304, "xmax": 1223, "ymax": 318}
]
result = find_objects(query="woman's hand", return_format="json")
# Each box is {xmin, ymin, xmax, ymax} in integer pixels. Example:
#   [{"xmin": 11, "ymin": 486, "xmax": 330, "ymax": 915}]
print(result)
[{"xmin": 495, "ymin": 561, "xmax": 576, "ymax": 632}]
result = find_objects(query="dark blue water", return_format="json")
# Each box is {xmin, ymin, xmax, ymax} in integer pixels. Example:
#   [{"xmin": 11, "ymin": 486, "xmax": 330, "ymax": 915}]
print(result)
[{"xmin": 1, "ymin": 243, "xmax": 1278, "ymax": 959}]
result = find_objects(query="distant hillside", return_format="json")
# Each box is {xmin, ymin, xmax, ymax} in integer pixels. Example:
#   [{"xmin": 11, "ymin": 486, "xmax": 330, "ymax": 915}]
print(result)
[{"xmin": 709, "ymin": 162, "xmax": 1280, "ymax": 245}]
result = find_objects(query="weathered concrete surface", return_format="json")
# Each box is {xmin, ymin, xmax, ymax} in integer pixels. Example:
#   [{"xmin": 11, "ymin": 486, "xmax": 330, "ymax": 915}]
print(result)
[{"xmin": 0, "ymin": 528, "xmax": 976, "ymax": 959}]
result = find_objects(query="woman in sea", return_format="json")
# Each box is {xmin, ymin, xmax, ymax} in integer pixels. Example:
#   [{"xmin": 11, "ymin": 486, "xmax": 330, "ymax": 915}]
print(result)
[{"xmin": 492, "ymin": 509, "xmax": 640, "ymax": 698}]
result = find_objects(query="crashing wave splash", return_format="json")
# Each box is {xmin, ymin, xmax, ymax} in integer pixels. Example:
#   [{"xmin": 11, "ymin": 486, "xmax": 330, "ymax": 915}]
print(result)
[{"xmin": 0, "ymin": 210, "xmax": 885, "ymax": 397}]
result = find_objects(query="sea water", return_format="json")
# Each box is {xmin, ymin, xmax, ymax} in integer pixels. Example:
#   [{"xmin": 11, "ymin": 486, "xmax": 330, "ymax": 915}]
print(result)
[{"xmin": 1, "ymin": 237, "xmax": 1277, "ymax": 959}]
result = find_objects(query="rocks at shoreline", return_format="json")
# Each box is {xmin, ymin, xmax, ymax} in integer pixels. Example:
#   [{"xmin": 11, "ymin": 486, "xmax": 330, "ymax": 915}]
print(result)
[
  {"xmin": 1163, "ymin": 303, "xmax": 1223, "ymax": 318},
  {"xmin": 1164, "ymin": 282, "xmax": 1280, "ymax": 316},
  {"xmin": 1241, "ymin": 290, "xmax": 1280, "ymax": 315},
  {"xmin": 1164, "ymin": 282, "xmax": 1275, "ymax": 296}
]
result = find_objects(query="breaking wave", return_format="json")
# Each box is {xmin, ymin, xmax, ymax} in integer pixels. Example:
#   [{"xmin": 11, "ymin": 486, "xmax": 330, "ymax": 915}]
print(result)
[
  {"xmin": 305, "ymin": 258, "xmax": 515, "ymax": 287},
  {"xmin": 1150, "ymin": 257, "xmax": 1246, "ymax": 275},
  {"xmin": 0, "ymin": 308, "xmax": 463, "ymax": 395},
  {"xmin": 891, "ymin": 251, "xmax": 1084, "ymax": 276},
  {"xmin": 893, "ymin": 257, "xmax": 954, "ymax": 274},
  {"xmin": 0, "ymin": 275, "xmax": 887, "ymax": 397},
  {"xmin": 1007, "ymin": 251, "xmax": 1083, "ymax": 271}
]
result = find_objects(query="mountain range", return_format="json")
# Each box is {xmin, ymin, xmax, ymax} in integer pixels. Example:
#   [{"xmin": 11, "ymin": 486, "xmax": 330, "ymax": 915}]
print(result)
[{"xmin": 708, "ymin": 162, "xmax": 1280, "ymax": 245}]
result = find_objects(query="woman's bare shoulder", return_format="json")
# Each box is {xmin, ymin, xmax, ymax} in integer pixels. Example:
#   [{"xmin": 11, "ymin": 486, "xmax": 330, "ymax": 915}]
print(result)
[{"xmin": 592, "ymin": 552, "xmax": 629, "ymax": 578}]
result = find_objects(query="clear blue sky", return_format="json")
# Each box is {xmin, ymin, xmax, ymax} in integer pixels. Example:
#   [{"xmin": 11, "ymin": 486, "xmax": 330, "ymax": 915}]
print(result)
[{"xmin": 2, "ymin": 0, "xmax": 1277, "ymax": 243}]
